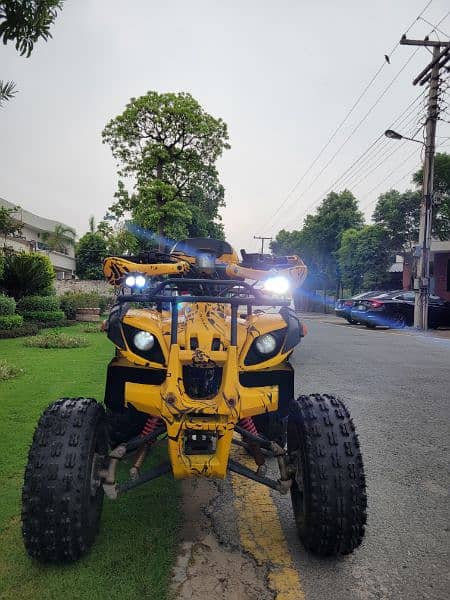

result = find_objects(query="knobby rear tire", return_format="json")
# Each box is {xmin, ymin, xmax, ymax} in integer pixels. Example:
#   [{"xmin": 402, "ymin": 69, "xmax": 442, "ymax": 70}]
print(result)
[
  {"xmin": 287, "ymin": 394, "xmax": 367, "ymax": 557},
  {"xmin": 22, "ymin": 398, "xmax": 107, "ymax": 563}
]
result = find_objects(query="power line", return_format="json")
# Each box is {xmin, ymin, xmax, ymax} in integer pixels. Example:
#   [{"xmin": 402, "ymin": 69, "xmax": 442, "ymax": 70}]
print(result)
[
  {"xmin": 270, "ymin": 10, "xmax": 450, "ymax": 232},
  {"xmin": 359, "ymin": 143, "xmax": 422, "ymax": 211},
  {"xmin": 418, "ymin": 16, "xmax": 449, "ymax": 38},
  {"xmin": 346, "ymin": 117, "xmax": 425, "ymax": 190},
  {"xmin": 286, "ymin": 48, "xmax": 422, "ymax": 225},
  {"xmin": 319, "ymin": 90, "xmax": 426, "ymax": 191},
  {"xmin": 270, "ymin": 92, "xmax": 426, "ymax": 227},
  {"xmin": 259, "ymin": 0, "xmax": 435, "ymax": 234},
  {"xmin": 338, "ymin": 103, "xmax": 425, "ymax": 189}
]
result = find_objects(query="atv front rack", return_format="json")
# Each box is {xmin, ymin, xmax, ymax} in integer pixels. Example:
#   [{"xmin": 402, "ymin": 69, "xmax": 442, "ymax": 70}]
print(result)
[{"xmin": 116, "ymin": 278, "xmax": 291, "ymax": 345}]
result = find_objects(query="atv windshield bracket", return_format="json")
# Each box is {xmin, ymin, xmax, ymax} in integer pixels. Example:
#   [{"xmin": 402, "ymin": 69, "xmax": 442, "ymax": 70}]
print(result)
[{"xmin": 116, "ymin": 278, "xmax": 290, "ymax": 346}]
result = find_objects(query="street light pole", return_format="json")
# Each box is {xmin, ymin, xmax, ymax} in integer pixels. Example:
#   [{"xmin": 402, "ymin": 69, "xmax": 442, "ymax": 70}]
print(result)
[
  {"xmin": 413, "ymin": 45, "xmax": 440, "ymax": 330},
  {"xmin": 398, "ymin": 37, "xmax": 449, "ymax": 330}
]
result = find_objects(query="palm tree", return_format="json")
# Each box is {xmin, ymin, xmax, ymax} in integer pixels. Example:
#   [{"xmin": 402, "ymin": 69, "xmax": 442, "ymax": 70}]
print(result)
[{"xmin": 41, "ymin": 224, "xmax": 76, "ymax": 254}]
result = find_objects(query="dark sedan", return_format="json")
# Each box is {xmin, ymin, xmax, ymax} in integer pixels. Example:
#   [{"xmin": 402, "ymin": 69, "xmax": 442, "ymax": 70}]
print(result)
[
  {"xmin": 350, "ymin": 291, "xmax": 450, "ymax": 329},
  {"xmin": 335, "ymin": 291, "xmax": 383, "ymax": 323}
]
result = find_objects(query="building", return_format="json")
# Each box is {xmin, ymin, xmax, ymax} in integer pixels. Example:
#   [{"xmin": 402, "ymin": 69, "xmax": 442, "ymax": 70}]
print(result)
[
  {"xmin": 402, "ymin": 240, "xmax": 450, "ymax": 301},
  {"xmin": 0, "ymin": 197, "xmax": 76, "ymax": 280}
]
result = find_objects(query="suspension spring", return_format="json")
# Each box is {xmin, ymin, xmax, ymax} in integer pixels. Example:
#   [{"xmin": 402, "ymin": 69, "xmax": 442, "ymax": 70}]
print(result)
[
  {"xmin": 239, "ymin": 417, "xmax": 258, "ymax": 436},
  {"xmin": 141, "ymin": 416, "xmax": 164, "ymax": 438}
]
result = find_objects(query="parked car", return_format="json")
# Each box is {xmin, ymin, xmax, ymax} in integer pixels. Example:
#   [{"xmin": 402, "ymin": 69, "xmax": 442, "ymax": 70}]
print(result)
[
  {"xmin": 335, "ymin": 291, "xmax": 383, "ymax": 323},
  {"xmin": 350, "ymin": 290, "xmax": 450, "ymax": 329}
]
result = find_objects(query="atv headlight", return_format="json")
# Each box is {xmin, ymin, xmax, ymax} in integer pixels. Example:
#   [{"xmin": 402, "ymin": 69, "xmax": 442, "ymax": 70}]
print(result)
[
  {"xmin": 125, "ymin": 274, "xmax": 146, "ymax": 288},
  {"xmin": 133, "ymin": 331, "xmax": 155, "ymax": 351},
  {"xmin": 255, "ymin": 333, "xmax": 277, "ymax": 354},
  {"xmin": 135, "ymin": 275, "xmax": 146, "ymax": 288},
  {"xmin": 263, "ymin": 276, "xmax": 290, "ymax": 295}
]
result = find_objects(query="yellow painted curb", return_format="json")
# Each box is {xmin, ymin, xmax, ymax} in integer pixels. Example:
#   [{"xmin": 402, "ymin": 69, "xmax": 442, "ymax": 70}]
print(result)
[{"xmin": 231, "ymin": 448, "xmax": 305, "ymax": 600}]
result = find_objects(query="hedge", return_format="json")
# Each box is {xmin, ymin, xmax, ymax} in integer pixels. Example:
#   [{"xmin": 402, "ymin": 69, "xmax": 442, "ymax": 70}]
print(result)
[
  {"xmin": 0, "ymin": 320, "xmax": 76, "ymax": 339},
  {"xmin": 60, "ymin": 292, "xmax": 110, "ymax": 319},
  {"xmin": 0, "ymin": 323, "xmax": 40, "ymax": 339},
  {"xmin": 0, "ymin": 314, "xmax": 24, "ymax": 329},
  {"xmin": 16, "ymin": 295, "xmax": 60, "ymax": 314},
  {"xmin": 20, "ymin": 310, "xmax": 66, "ymax": 322},
  {"xmin": 0, "ymin": 294, "xmax": 16, "ymax": 316}
]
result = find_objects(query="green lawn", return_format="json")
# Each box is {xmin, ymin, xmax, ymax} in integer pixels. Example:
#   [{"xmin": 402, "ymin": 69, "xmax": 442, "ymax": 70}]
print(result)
[{"xmin": 0, "ymin": 325, "xmax": 181, "ymax": 600}]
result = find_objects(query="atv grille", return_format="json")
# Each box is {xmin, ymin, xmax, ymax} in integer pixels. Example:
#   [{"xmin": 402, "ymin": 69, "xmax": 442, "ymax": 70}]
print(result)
[{"xmin": 183, "ymin": 365, "xmax": 222, "ymax": 399}]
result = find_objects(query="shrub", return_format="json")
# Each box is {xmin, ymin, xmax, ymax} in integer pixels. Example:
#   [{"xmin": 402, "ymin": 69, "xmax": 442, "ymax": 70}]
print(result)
[
  {"xmin": 60, "ymin": 292, "xmax": 109, "ymax": 319},
  {"xmin": 0, "ymin": 294, "xmax": 16, "ymax": 316},
  {"xmin": 20, "ymin": 310, "xmax": 66, "ymax": 322},
  {"xmin": 0, "ymin": 323, "xmax": 40, "ymax": 339},
  {"xmin": 17, "ymin": 295, "xmax": 60, "ymax": 313},
  {"xmin": 0, "ymin": 314, "xmax": 24, "ymax": 329},
  {"xmin": 2, "ymin": 252, "xmax": 55, "ymax": 299},
  {"xmin": 24, "ymin": 331, "xmax": 89, "ymax": 348},
  {"xmin": 81, "ymin": 322, "xmax": 102, "ymax": 333},
  {"xmin": 0, "ymin": 359, "xmax": 23, "ymax": 381}
]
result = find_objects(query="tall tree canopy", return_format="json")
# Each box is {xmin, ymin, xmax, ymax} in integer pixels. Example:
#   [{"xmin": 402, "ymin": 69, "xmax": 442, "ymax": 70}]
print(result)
[
  {"xmin": 272, "ymin": 190, "xmax": 364, "ymax": 292},
  {"xmin": 102, "ymin": 91, "xmax": 229, "ymax": 247},
  {"xmin": 0, "ymin": 0, "xmax": 64, "ymax": 105},
  {"xmin": 75, "ymin": 232, "xmax": 107, "ymax": 280},
  {"xmin": 412, "ymin": 152, "xmax": 450, "ymax": 240},
  {"xmin": 374, "ymin": 153, "xmax": 450, "ymax": 254},
  {"xmin": 338, "ymin": 225, "xmax": 390, "ymax": 294},
  {"xmin": 372, "ymin": 189, "xmax": 420, "ymax": 255}
]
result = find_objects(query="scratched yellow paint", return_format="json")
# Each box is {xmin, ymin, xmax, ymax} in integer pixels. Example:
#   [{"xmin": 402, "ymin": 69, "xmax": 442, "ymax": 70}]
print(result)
[{"xmin": 231, "ymin": 448, "xmax": 305, "ymax": 600}]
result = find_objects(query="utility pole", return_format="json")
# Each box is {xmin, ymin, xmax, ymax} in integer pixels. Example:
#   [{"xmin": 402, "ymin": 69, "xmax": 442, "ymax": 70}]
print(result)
[
  {"xmin": 399, "ymin": 37, "xmax": 450, "ymax": 330},
  {"xmin": 253, "ymin": 235, "xmax": 272, "ymax": 255}
]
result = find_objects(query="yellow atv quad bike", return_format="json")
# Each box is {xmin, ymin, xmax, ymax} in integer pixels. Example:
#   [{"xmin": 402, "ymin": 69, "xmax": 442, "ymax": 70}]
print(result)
[{"xmin": 22, "ymin": 238, "xmax": 367, "ymax": 563}]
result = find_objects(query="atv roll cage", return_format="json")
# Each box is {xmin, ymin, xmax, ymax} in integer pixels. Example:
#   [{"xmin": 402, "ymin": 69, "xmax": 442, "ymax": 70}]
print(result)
[{"xmin": 115, "ymin": 278, "xmax": 291, "ymax": 345}]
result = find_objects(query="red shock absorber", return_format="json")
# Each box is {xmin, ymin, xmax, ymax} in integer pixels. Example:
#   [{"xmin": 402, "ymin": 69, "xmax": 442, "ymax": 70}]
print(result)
[
  {"xmin": 239, "ymin": 417, "xmax": 258, "ymax": 436},
  {"xmin": 140, "ymin": 416, "xmax": 164, "ymax": 438}
]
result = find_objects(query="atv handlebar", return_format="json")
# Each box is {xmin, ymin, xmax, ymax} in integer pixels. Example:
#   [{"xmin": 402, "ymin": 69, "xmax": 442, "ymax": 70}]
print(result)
[{"xmin": 115, "ymin": 278, "xmax": 291, "ymax": 345}]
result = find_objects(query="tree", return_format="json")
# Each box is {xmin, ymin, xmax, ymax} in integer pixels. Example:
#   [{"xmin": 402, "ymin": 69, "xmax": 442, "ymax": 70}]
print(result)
[
  {"xmin": 0, "ymin": 204, "xmax": 22, "ymax": 245},
  {"xmin": 372, "ymin": 189, "xmax": 420, "ymax": 255},
  {"xmin": 1, "ymin": 251, "xmax": 55, "ymax": 298},
  {"xmin": 0, "ymin": 79, "xmax": 16, "ymax": 107},
  {"xmin": 41, "ymin": 224, "xmax": 75, "ymax": 253},
  {"xmin": 273, "ymin": 190, "xmax": 364, "ymax": 294},
  {"xmin": 102, "ymin": 91, "xmax": 230, "ymax": 248},
  {"xmin": 0, "ymin": 0, "xmax": 64, "ymax": 105},
  {"xmin": 338, "ymin": 225, "xmax": 390, "ymax": 294},
  {"xmin": 271, "ymin": 229, "xmax": 303, "ymax": 256},
  {"xmin": 75, "ymin": 232, "xmax": 107, "ymax": 280},
  {"xmin": 413, "ymin": 152, "xmax": 450, "ymax": 240}
]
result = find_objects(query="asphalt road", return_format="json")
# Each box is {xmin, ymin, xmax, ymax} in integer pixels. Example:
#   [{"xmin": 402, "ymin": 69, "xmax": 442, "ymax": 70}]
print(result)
[
  {"xmin": 273, "ymin": 318, "xmax": 450, "ymax": 600},
  {"xmin": 175, "ymin": 318, "xmax": 450, "ymax": 600}
]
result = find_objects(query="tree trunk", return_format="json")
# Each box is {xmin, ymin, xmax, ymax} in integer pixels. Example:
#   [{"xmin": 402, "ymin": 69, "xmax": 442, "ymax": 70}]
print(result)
[{"xmin": 156, "ymin": 160, "xmax": 164, "ymax": 251}]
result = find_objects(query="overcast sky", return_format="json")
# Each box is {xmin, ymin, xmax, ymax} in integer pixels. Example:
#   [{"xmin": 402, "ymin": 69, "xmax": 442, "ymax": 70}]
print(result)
[{"xmin": 1, "ymin": 0, "xmax": 449, "ymax": 252}]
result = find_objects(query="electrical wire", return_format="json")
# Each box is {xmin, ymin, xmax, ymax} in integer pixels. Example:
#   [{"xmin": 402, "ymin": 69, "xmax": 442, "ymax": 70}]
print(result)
[
  {"xmin": 259, "ymin": 0, "xmax": 435, "ymax": 234},
  {"xmin": 358, "ymin": 145, "xmax": 422, "ymax": 212}
]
